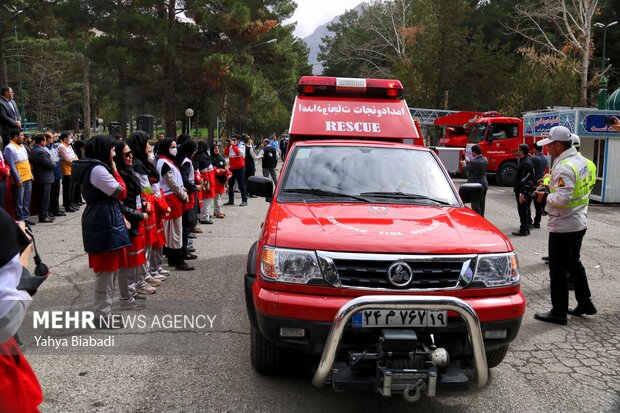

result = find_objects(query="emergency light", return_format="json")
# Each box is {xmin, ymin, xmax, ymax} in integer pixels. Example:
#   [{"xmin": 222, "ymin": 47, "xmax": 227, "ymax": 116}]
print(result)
[{"xmin": 297, "ymin": 76, "xmax": 404, "ymax": 99}]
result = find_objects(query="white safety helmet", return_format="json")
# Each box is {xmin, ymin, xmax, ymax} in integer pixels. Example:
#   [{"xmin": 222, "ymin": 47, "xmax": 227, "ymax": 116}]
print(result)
[{"xmin": 571, "ymin": 133, "xmax": 580, "ymax": 148}]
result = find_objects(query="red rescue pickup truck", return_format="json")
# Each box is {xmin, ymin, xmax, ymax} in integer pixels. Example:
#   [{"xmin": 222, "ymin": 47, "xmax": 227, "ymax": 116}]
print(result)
[{"xmin": 245, "ymin": 76, "xmax": 525, "ymax": 402}]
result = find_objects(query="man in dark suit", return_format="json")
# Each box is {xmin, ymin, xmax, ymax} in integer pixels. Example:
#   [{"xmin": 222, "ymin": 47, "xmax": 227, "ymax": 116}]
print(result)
[
  {"xmin": 0, "ymin": 86, "xmax": 22, "ymax": 148},
  {"xmin": 513, "ymin": 144, "xmax": 535, "ymax": 236},
  {"xmin": 30, "ymin": 134, "xmax": 56, "ymax": 223},
  {"xmin": 461, "ymin": 144, "xmax": 488, "ymax": 216}
]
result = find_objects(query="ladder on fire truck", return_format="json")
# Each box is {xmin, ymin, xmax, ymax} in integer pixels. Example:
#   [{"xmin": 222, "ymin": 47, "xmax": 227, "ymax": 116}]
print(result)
[{"xmin": 408, "ymin": 108, "xmax": 461, "ymax": 126}]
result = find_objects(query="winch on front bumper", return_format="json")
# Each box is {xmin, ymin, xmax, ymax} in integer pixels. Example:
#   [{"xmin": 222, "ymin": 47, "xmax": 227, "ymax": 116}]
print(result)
[{"xmin": 311, "ymin": 295, "xmax": 488, "ymax": 402}]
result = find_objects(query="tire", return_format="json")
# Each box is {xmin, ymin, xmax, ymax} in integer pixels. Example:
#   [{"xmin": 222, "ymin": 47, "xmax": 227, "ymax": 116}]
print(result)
[
  {"xmin": 496, "ymin": 162, "xmax": 518, "ymax": 186},
  {"xmin": 486, "ymin": 345, "xmax": 509, "ymax": 369},
  {"xmin": 250, "ymin": 326, "xmax": 282, "ymax": 374}
]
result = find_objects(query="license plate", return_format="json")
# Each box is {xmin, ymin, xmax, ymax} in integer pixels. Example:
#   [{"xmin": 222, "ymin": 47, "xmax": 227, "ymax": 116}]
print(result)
[{"xmin": 352, "ymin": 309, "xmax": 448, "ymax": 328}]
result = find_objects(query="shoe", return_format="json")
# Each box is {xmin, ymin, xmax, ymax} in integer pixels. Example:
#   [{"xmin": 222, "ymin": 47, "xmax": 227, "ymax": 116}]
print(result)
[
  {"xmin": 224, "ymin": 201, "xmax": 234, "ymax": 206},
  {"xmin": 157, "ymin": 268, "xmax": 171, "ymax": 276},
  {"xmin": 239, "ymin": 202, "xmax": 248, "ymax": 206},
  {"xmin": 119, "ymin": 299, "xmax": 146, "ymax": 310},
  {"xmin": 71, "ymin": 203, "xmax": 81, "ymax": 209},
  {"xmin": 542, "ymin": 256, "xmax": 549, "ymax": 261},
  {"xmin": 24, "ymin": 220, "xmax": 36, "ymax": 226},
  {"xmin": 188, "ymin": 233, "xmax": 197, "ymax": 239},
  {"xmin": 193, "ymin": 227, "xmax": 203, "ymax": 233},
  {"xmin": 534, "ymin": 311, "xmax": 567, "ymax": 325},
  {"xmin": 511, "ymin": 230, "xmax": 529, "ymax": 236},
  {"xmin": 184, "ymin": 253, "xmax": 198, "ymax": 260},
  {"xmin": 215, "ymin": 213, "xmax": 225, "ymax": 219},
  {"xmin": 568, "ymin": 303, "xmax": 597, "ymax": 316},
  {"xmin": 200, "ymin": 219, "xmax": 214, "ymax": 225},
  {"xmin": 145, "ymin": 277, "xmax": 162, "ymax": 287},
  {"xmin": 51, "ymin": 210, "xmax": 63, "ymax": 216},
  {"xmin": 136, "ymin": 285, "xmax": 157, "ymax": 295},
  {"xmin": 187, "ymin": 246, "xmax": 196, "ymax": 253},
  {"xmin": 134, "ymin": 293, "xmax": 147, "ymax": 300},
  {"xmin": 175, "ymin": 262, "xmax": 195, "ymax": 271},
  {"xmin": 39, "ymin": 217, "xmax": 54, "ymax": 223},
  {"xmin": 249, "ymin": 194, "xmax": 258, "ymax": 198},
  {"xmin": 65, "ymin": 206, "xmax": 78, "ymax": 212},
  {"xmin": 532, "ymin": 223, "xmax": 541, "ymax": 229},
  {"xmin": 152, "ymin": 273, "xmax": 167, "ymax": 281}
]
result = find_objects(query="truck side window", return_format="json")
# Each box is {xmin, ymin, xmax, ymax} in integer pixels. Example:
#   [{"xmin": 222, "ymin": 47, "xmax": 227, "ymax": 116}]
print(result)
[{"xmin": 492, "ymin": 124, "xmax": 519, "ymax": 140}]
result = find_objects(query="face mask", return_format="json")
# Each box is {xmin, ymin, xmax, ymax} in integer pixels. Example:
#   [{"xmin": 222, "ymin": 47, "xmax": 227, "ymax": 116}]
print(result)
[
  {"xmin": 169, "ymin": 147, "xmax": 177, "ymax": 156},
  {"xmin": 148, "ymin": 152, "xmax": 155, "ymax": 162}
]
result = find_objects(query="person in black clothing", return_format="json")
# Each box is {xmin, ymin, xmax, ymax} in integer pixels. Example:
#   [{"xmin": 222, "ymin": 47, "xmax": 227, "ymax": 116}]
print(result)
[
  {"xmin": 243, "ymin": 135, "xmax": 257, "ymax": 198},
  {"xmin": 258, "ymin": 138, "xmax": 279, "ymax": 184},
  {"xmin": 512, "ymin": 144, "xmax": 535, "ymax": 236},
  {"xmin": 530, "ymin": 143, "xmax": 548, "ymax": 228},
  {"xmin": 30, "ymin": 134, "xmax": 56, "ymax": 223},
  {"xmin": 461, "ymin": 144, "xmax": 488, "ymax": 216},
  {"xmin": 175, "ymin": 138, "xmax": 198, "ymax": 260},
  {"xmin": 72, "ymin": 139, "xmax": 86, "ymax": 206}
]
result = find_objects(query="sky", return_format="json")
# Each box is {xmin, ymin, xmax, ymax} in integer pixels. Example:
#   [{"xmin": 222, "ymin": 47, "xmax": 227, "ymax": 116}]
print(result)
[{"xmin": 286, "ymin": 0, "xmax": 364, "ymax": 38}]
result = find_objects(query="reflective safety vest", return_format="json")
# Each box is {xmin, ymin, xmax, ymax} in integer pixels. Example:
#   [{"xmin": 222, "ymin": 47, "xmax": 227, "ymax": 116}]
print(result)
[{"xmin": 550, "ymin": 155, "xmax": 595, "ymax": 208}]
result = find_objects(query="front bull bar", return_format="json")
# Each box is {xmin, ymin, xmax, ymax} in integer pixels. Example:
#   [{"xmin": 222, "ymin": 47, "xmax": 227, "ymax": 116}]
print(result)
[{"xmin": 311, "ymin": 295, "xmax": 488, "ymax": 388}]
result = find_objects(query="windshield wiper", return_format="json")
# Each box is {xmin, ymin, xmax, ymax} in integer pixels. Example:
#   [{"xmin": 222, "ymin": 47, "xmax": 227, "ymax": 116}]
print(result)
[
  {"xmin": 283, "ymin": 188, "xmax": 370, "ymax": 202},
  {"xmin": 359, "ymin": 191, "xmax": 453, "ymax": 205}
]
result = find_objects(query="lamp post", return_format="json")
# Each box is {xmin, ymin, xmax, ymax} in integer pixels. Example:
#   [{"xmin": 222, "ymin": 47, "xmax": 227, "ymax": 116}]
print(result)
[
  {"xmin": 594, "ymin": 21, "xmax": 618, "ymax": 73},
  {"xmin": 185, "ymin": 108, "xmax": 194, "ymax": 134}
]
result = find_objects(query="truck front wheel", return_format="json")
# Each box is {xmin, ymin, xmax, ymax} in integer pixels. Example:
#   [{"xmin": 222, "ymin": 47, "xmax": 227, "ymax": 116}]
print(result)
[
  {"xmin": 496, "ymin": 162, "xmax": 518, "ymax": 186},
  {"xmin": 486, "ymin": 345, "xmax": 509, "ymax": 369},
  {"xmin": 251, "ymin": 326, "xmax": 283, "ymax": 374}
]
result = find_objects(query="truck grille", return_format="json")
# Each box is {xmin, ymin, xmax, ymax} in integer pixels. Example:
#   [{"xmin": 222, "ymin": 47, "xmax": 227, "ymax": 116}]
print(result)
[{"xmin": 317, "ymin": 251, "xmax": 475, "ymax": 291}]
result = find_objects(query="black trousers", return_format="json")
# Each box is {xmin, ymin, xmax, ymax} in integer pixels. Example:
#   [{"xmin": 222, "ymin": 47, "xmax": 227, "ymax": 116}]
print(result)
[
  {"xmin": 228, "ymin": 167, "xmax": 247, "ymax": 203},
  {"xmin": 548, "ymin": 229, "xmax": 591, "ymax": 317},
  {"xmin": 50, "ymin": 180, "xmax": 61, "ymax": 212},
  {"xmin": 0, "ymin": 177, "xmax": 5, "ymax": 209},
  {"xmin": 471, "ymin": 187, "xmax": 487, "ymax": 217},
  {"xmin": 181, "ymin": 195, "xmax": 198, "ymax": 255},
  {"xmin": 37, "ymin": 182, "xmax": 51, "ymax": 219},
  {"xmin": 515, "ymin": 193, "xmax": 532, "ymax": 231},
  {"xmin": 62, "ymin": 175, "xmax": 73, "ymax": 208},
  {"xmin": 533, "ymin": 197, "xmax": 544, "ymax": 225}
]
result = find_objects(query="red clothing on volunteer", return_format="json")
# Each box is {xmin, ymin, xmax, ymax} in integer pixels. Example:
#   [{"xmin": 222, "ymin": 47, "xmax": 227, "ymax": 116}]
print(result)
[
  {"xmin": 225, "ymin": 143, "xmax": 245, "ymax": 169},
  {"xmin": 0, "ymin": 338, "xmax": 43, "ymax": 413}
]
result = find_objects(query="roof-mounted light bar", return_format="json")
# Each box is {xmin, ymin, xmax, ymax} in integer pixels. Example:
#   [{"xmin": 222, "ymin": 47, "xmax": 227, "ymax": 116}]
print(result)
[{"xmin": 297, "ymin": 76, "xmax": 404, "ymax": 99}]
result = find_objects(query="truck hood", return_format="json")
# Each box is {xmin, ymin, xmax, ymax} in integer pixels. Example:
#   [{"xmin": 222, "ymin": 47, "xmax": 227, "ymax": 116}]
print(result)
[{"xmin": 272, "ymin": 202, "xmax": 511, "ymax": 254}]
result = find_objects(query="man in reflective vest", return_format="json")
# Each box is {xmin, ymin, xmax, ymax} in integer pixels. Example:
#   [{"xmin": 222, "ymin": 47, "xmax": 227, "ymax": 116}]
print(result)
[{"xmin": 534, "ymin": 126, "xmax": 597, "ymax": 325}]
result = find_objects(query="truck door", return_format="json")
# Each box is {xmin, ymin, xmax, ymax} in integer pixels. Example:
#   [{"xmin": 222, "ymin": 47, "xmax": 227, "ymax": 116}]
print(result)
[{"xmin": 480, "ymin": 122, "xmax": 521, "ymax": 185}]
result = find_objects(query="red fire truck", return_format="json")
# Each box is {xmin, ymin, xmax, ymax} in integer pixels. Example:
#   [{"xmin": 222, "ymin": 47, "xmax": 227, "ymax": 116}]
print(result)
[
  {"xmin": 245, "ymin": 76, "xmax": 525, "ymax": 402},
  {"xmin": 435, "ymin": 111, "xmax": 535, "ymax": 186}
]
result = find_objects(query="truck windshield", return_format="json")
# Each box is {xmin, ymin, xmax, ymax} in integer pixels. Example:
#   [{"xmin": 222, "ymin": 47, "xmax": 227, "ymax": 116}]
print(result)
[
  {"xmin": 280, "ymin": 146, "xmax": 458, "ymax": 205},
  {"xmin": 469, "ymin": 124, "xmax": 486, "ymax": 143}
]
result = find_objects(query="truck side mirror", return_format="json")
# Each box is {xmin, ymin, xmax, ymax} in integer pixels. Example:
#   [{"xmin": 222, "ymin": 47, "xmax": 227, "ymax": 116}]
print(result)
[
  {"xmin": 459, "ymin": 183, "xmax": 483, "ymax": 204},
  {"xmin": 248, "ymin": 176, "xmax": 273, "ymax": 199}
]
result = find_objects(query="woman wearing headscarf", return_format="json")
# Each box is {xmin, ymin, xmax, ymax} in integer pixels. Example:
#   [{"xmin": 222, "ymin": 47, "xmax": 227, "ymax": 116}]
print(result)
[
  {"xmin": 128, "ymin": 131, "xmax": 167, "ymax": 288},
  {"xmin": 175, "ymin": 138, "xmax": 199, "ymax": 261},
  {"xmin": 72, "ymin": 139, "xmax": 87, "ymax": 206},
  {"xmin": 114, "ymin": 141, "xmax": 152, "ymax": 306},
  {"xmin": 71, "ymin": 135, "xmax": 131, "ymax": 319},
  {"xmin": 210, "ymin": 143, "xmax": 228, "ymax": 219},
  {"xmin": 156, "ymin": 138, "xmax": 193, "ymax": 270},
  {"xmin": 195, "ymin": 141, "xmax": 214, "ymax": 224}
]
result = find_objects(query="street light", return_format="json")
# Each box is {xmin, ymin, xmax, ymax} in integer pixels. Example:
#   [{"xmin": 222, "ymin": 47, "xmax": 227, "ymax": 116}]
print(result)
[
  {"xmin": 594, "ymin": 21, "xmax": 618, "ymax": 73},
  {"xmin": 185, "ymin": 108, "xmax": 194, "ymax": 133},
  {"xmin": 245, "ymin": 38, "xmax": 277, "ymax": 50}
]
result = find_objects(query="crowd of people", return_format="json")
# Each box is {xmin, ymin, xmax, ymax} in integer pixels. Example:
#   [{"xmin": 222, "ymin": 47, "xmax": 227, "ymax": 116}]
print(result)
[{"xmin": 0, "ymin": 120, "xmax": 285, "ymax": 324}]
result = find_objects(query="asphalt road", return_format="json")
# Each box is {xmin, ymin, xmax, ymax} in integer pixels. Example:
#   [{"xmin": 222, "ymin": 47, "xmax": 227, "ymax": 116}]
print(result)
[{"xmin": 23, "ymin": 179, "xmax": 620, "ymax": 413}]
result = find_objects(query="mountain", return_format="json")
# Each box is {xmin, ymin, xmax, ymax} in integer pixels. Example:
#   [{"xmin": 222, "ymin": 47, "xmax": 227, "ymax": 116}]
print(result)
[{"xmin": 302, "ymin": 2, "xmax": 367, "ymax": 75}]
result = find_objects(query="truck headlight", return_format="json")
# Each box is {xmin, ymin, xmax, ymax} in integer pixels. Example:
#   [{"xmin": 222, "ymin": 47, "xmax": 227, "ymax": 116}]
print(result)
[
  {"xmin": 473, "ymin": 253, "xmax": 520, "ymax": 287},
  {"xmin": 261, "ymin": 246, "xmax": 322, "ymax": 284}
]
